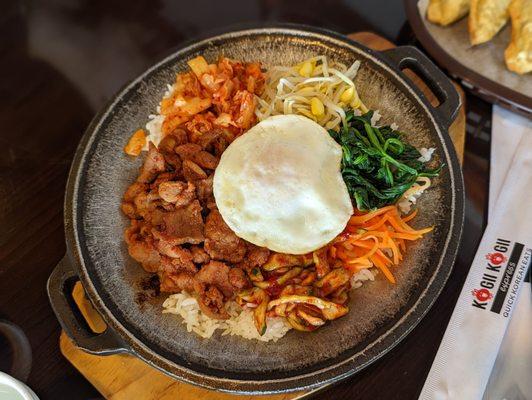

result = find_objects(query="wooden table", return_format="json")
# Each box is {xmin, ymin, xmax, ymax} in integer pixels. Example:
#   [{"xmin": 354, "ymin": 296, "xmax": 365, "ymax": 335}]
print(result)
[{"xmin": 0, "ymin": 2, "xmax": 490, "ymax": 399}]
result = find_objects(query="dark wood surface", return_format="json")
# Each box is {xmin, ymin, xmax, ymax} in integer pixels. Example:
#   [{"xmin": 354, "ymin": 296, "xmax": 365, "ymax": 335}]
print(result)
[{"xmin": 0, "ymin": 1, "xmax": 490, "ymax": 399}]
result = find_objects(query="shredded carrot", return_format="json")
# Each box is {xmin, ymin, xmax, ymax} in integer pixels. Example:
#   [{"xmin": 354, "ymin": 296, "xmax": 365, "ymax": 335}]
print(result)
[
  {"xmin": 402, "ymin": 209, "xmax": 418, "ymax": 223},
  {"xmin": 398, "ymin": 238, "xmax": 406, "ymax": 252},
  {"xmin": 348, "ymin": 206, "xmax": 395, "ymax": 224},
  {"xmin": 370, "ymin": 254, "xmax": 396, "ymax": 284},
  {"xmin": 331, "ymin": 205, "xmax": 433, "ymax": 284}
]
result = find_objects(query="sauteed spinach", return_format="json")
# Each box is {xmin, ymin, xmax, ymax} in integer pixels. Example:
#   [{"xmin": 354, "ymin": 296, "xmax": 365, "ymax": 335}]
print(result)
[{"xmin": 329, "ymin": 110, "xmax": 443, "ymax": 211}]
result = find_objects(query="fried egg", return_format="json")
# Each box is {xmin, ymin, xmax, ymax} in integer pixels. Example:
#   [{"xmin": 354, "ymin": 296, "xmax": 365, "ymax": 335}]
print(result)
[{"xmin": 213, "ymin": 114, "xmax": 353, "ymax": 254}]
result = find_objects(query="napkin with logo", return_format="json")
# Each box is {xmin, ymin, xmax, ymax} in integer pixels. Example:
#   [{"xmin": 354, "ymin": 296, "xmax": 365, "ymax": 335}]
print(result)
[
  {"xmin": 484, "ymin": 106, "xmax": 532, "ymax": 400},
  {"xmin": 419, "ymin": 106, "xmax": 532, "ymax": 400}
]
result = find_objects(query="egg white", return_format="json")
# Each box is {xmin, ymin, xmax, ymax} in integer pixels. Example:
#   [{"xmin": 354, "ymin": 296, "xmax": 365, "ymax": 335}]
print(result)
[{"xmin": 213, "ymin": 114, "xmax": 353, "ymax": 254}]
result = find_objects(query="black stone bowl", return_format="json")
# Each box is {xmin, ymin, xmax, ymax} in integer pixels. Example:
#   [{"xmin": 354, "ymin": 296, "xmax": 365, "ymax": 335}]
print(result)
[{"xmin": 47, "ymin": 24, "xmax": 464, "ymax": 394}]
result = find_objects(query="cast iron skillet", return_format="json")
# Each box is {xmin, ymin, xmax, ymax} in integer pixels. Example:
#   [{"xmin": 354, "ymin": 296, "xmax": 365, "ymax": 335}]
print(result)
[{"xmin": 47, "ymin": 24, "xmax": 464, "ymax": 394}]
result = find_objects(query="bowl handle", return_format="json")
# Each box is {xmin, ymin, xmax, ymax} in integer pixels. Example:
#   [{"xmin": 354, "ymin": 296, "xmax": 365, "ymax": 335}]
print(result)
[
  {"xmin": 47, "ymin": 256, "xmax": 129, "ymax": 355},
  {"xmin": 382, "ymin": 46, "xmax": 461, "ymax": 130}
]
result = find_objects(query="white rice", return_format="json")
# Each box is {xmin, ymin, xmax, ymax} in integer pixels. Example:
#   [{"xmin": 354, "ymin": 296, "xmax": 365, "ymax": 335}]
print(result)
[
  {"xmin": 417, "ymin": 147, "xmax": 435, "ymax": 162},
  {"xmin": 370, "ymin": 109, "xmax": 382, "ymax": 127},
  {"xmin": 162, "ymin": 292, "xmax": 291, "ymax": 341},
  {"xmin": 350, "ymin": 267, "xmax": 379, "ymax": 288},
  {"xmin": 142, "ymin": 84, "xmax": 176, "ymax": 150},
  {"xmin": 143, "ymin": 114, "xmax": 165, "ymax": 150}
]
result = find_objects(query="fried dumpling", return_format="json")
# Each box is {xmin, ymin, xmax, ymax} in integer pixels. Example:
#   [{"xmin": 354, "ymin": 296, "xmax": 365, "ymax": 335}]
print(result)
[
  {"xmin": 469, "ymin": 0, "xmax": 512, "ymax": 45},
  {"xmin": 505, "ymin": 0, "xmax": 532, "ymax": 74},
  {"xmin": 427, "ymin": 0, "xmax": 471, "ymax": 26}
]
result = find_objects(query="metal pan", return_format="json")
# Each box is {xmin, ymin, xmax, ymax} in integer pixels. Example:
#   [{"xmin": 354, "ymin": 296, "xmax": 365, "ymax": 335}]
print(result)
[
  {"xmin": 47, "ymin": 24, "xmax": 464, "ymax": 394},
  {"xmin": 405, "ymin": 0, "xmax": 532, "ymax": 116}
]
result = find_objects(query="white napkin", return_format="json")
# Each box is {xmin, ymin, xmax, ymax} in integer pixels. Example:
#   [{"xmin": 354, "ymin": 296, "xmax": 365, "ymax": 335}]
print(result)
[
  {"xmin": 488, "ymin": 106, "xmax": 530, "ymax": 217},
  {"xmin": 419, "ymin": 107, "xmax": 532, "ymax": 400},
  {"xmin": 484, "ymin": 106, "xmax": 532, "ymax": 400}
]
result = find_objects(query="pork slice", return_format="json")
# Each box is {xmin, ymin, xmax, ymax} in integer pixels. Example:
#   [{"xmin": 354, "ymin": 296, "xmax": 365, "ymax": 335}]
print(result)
[
  {"xmin": 204, "ymin": 209, "xmax": 247, "ymax": 263},
  {"xmin": 157, "ymin": 251, "xmax": 197, "ymax": 293},
  {"xmin": 145, "ymin": 207, "xmax": 165, "ymax": 227},
  {"xmin": 155, "ymin": 244, "xmax": 196, "ymax": 274},
  {"xmin": 124, "ymin": 224, "xmax": 161, "ymax": 273},
  {"xmin": 158, "ymin": 181, "xmax": 196, "ymax": 207},
  {"xmin": 154, "ymin": 200, "xmax": 204, "ymax": 245},
  {"xmin": 133, "ymin": 191, "xmax": 160, "ymax": 219},
  {"xmin": 174, "ymin": 143, "xmax": 202, "ymax": 160},
  {"xmin": 228, "ymin": 267, "xmax": 251, "ymax": 290},
  {"xmin": 192, "ymin": 151, "xmax": 218, "ymax": 170},
  {"xmin": 121, "ymin": 202, "xmax": 137, "ymax": 219},
  {"xmin": 182, "ymin": 159, "xmax": 208, "ymax": 181},
  {"xmin": 159, "ymin": 271, "xmax": 195, "ymax": 293},
  {"xmin": 190, "ymin": 245, "xmax": 210, "ymax": 264},
  {"xmin": 157, "ymin": 135, "xmax": 182, "ymax": 170},
  {"xmin": 195, "ymin": 129, "xmax": 221, "ymax": 149},
  {"xmin": 169, "ymin": 128, "xmax": 189, "ymax": 146},
  {"xmin": 236, "ymin": 243, "xmax": 270, "ymax": 272},
  {"xmin": 194, "ymin": 260, "xmax": 234, "ymax": 298},
  {"xmin": 150, "ymin": 172, "xmax": 177, "ymax": 189},
  {"xmin": 196, "ymin": 175, "xmax": 214, "ymax": 207},
  {"xmin": 127, "ymin": 241, "xmax": 160, "ymax": 273},
  {"xmin": 212, "ymin": 135, "xmax": 229, "ymax": 157},
  {"xmin": 158, "ymin": 132, "xmax": 180, "ymax": 154},
  {"xmin": 164, "ymin": 153, "xmax": 181, "ymax": 170},
  {"xmin": 122, "ymin": 182, "xmax": 149, "ymax": 218},
  {"xmin": 123, "ymin": 182, "xmax": 148, "ymax": 203},
  {"xmin": 245, "ymin": 243, "xmax": 270, "ymax": 267},
  {"xmin": 138, "ymin": 143, "xmax": 165, "ymax": 183},
  {"xmin": 193, "ymin": 283, "xmax": 229, "ymax": 319}
]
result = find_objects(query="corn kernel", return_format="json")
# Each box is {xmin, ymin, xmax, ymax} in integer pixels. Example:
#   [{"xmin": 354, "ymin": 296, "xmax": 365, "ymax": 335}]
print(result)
[
  {"xmin": 298, "ymin": 61, "xmax": 313, "ymax": 78},
  {"xmin": 340, "ymin": 86, "xmax": 354, "ymax": 102},
  {"xmin": 310, "ymin": 97, "xmax": 325, "ymax": 117}
]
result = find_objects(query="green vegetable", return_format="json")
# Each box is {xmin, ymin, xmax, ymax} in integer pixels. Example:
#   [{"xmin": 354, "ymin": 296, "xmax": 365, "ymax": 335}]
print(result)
[{"xmin": 329, "ymin": 110, "xmax": 443, "ymax": 211}]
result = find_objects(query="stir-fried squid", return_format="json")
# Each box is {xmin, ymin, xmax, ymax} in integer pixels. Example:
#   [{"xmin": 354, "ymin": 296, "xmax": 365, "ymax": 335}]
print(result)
[{"xmin": 255, "ymin": 56, "xmax": 368, "ymax": 130}]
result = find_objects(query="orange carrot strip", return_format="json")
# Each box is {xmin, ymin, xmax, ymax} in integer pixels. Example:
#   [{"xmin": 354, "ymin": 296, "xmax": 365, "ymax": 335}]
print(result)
[
  {"xmin": 386, "ymin": 214, "xmax": 410, "ymax": 233},
  {"xmin": 348, "ymin": 237, "xmax": 379, "ymax": 262},
  {"xmin": 398, "ymin": 238, "xmax": 406, "ymax": 252},
  {"xmin": 333, "ymin": 205, "xmax": 434, "ymax": 286},
  {"xmin": 349, "ymin": 206, "xmax": 395, "ymax": 224},
  {"xmin": 361, "ymin": 215, "xmax": 389, "ymax": 231},
  {"xmin": 391, "ymin": 209, "xmax": 433, "ymax": 234},
  {"xmin": 375, "ymin": 249, "xmax": 393, "ymax": 265},
  {"xmin": 389, "ymin": 232, "xmax": 423, "ymax": 240},
  {"xmin": 402, "ymin": 209, "xmax": 418, "ymax": 222},
  {"xmin": 370, "ymin": 255, "xmax": 396, "ymax": 283},
  {"xmin": 387, "ymin": 234, "xmax": 400, "ymax": 265},
  {"xmin": 386, "ymin": 215, "xmax": 434, "ymax": 236}
]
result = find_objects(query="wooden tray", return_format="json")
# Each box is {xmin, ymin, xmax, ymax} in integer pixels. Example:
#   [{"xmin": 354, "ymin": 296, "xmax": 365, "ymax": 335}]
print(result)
[{"xmin": 59, "ymin": 31, "xmax": 466, "ymax": 400}]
